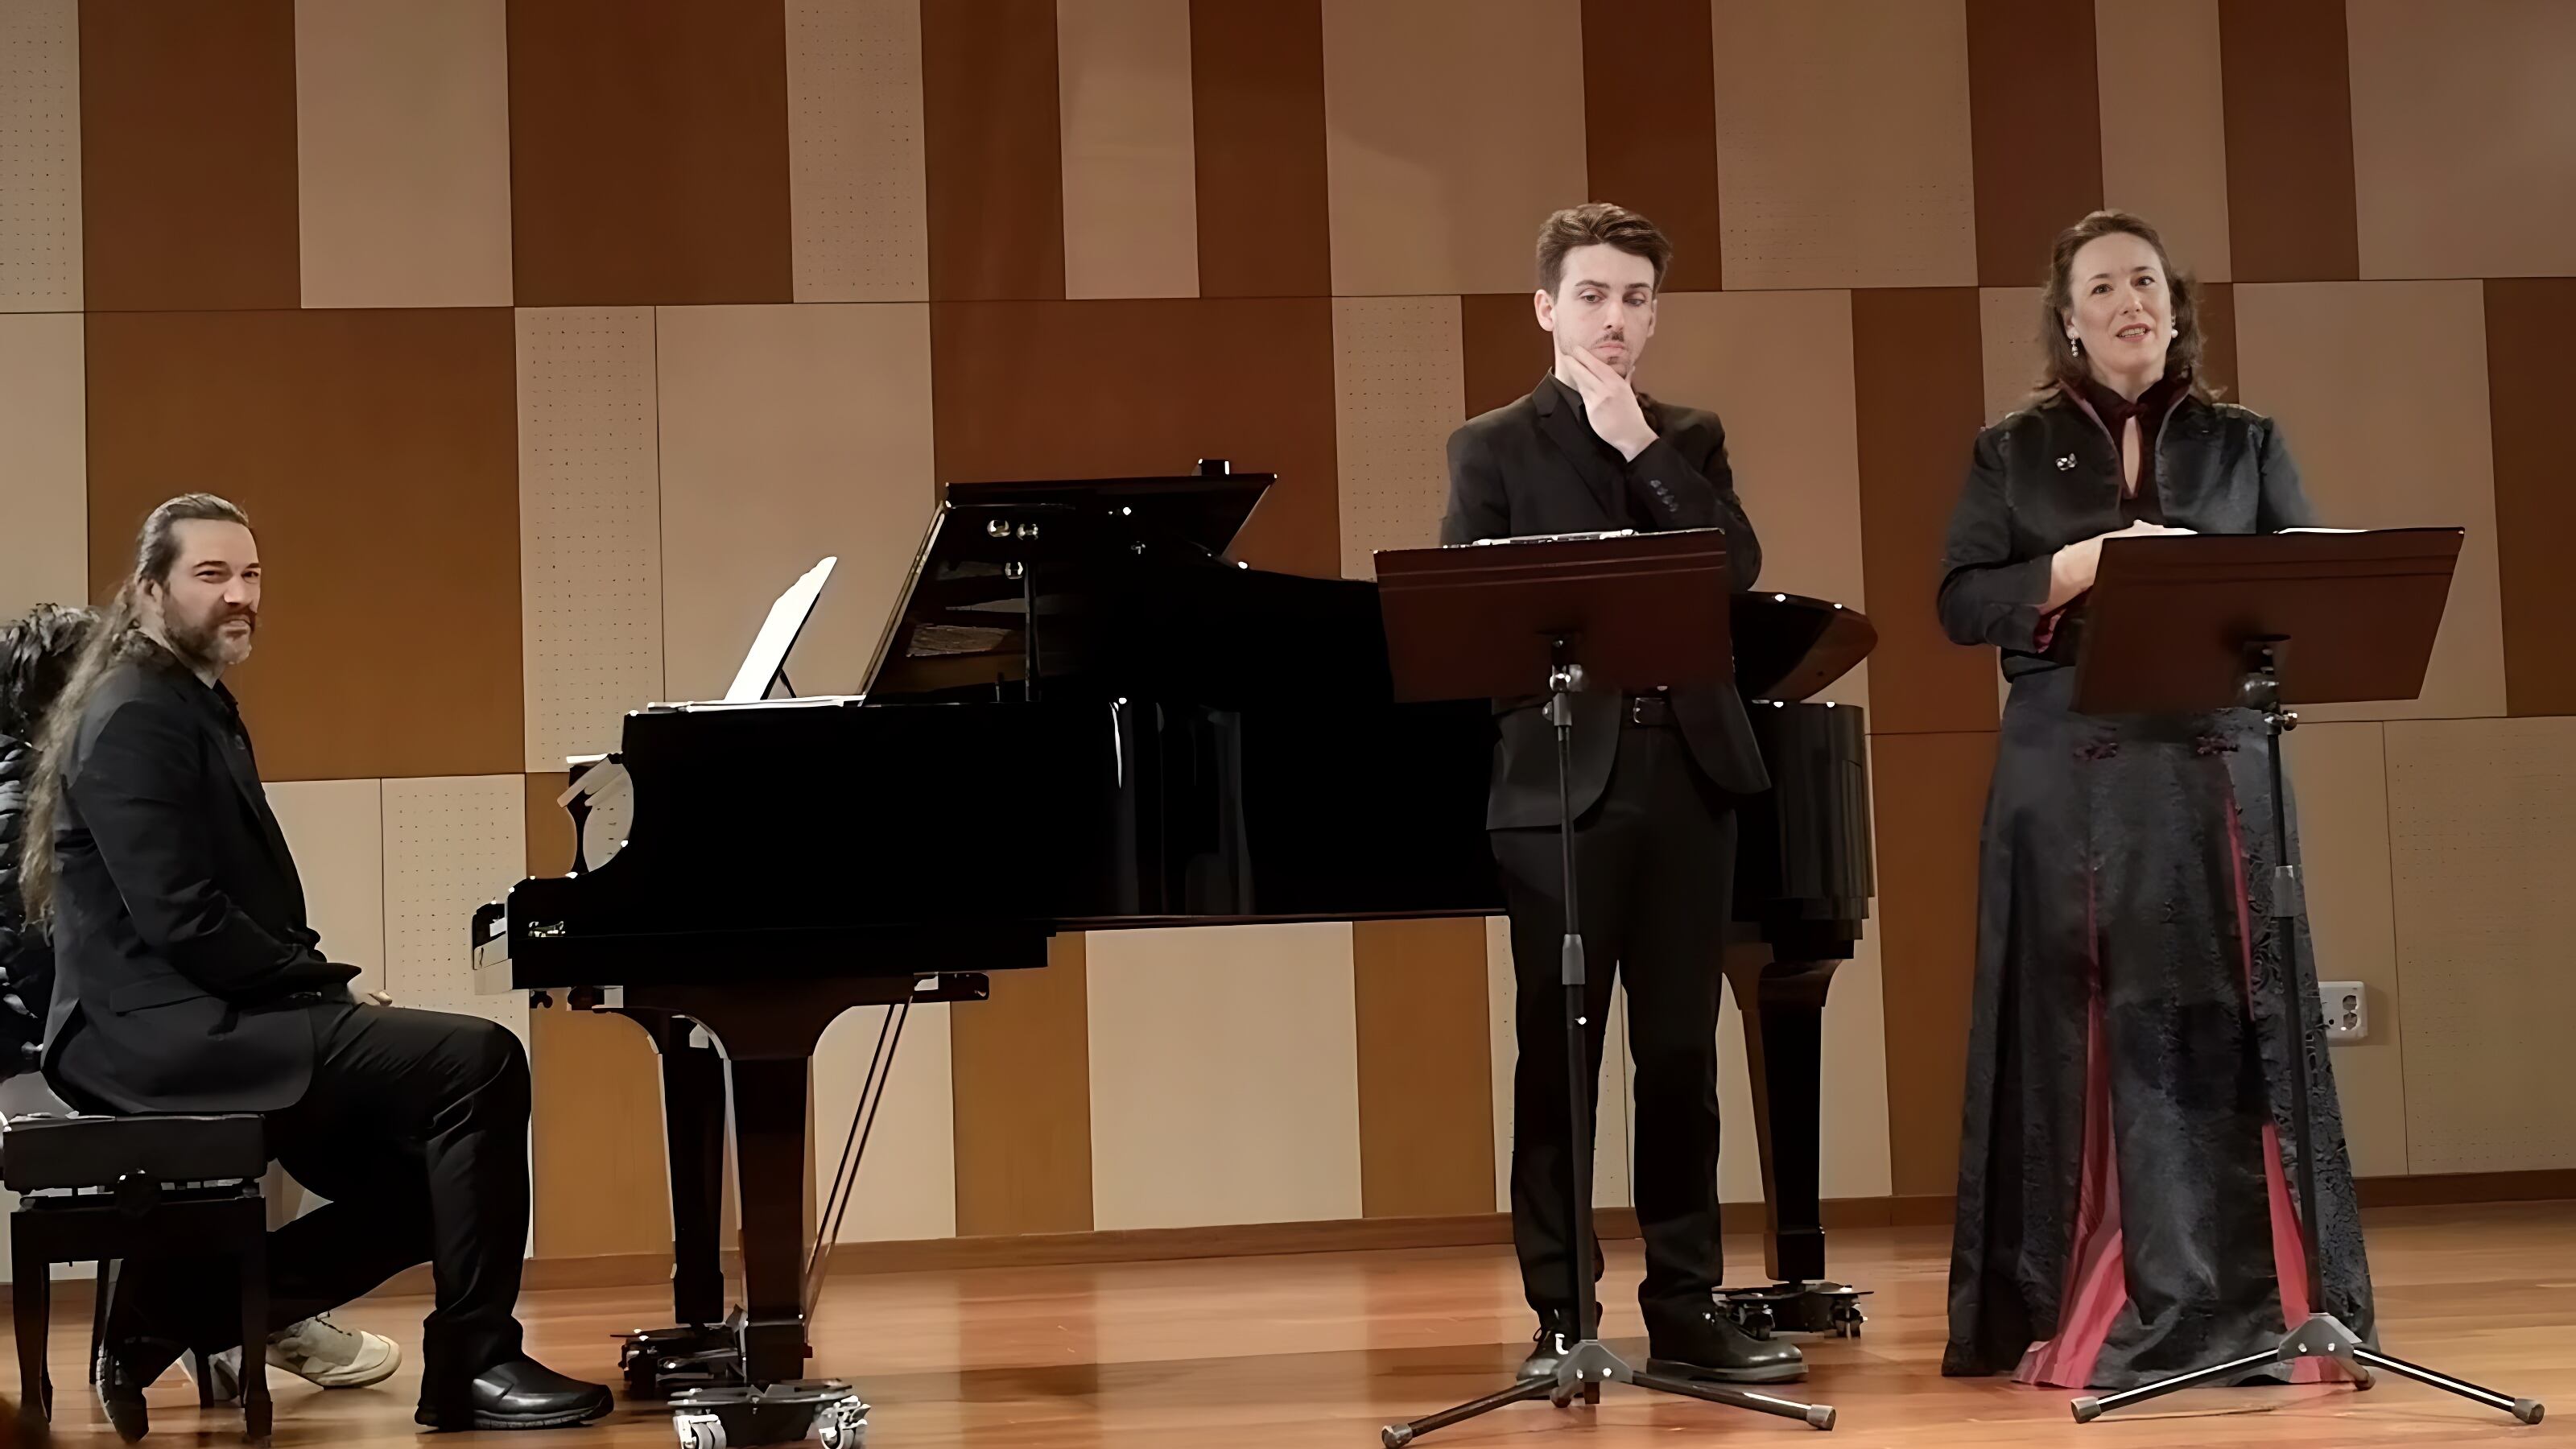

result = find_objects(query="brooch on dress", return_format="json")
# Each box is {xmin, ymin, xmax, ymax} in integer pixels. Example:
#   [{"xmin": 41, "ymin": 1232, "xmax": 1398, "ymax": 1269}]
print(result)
[{"xmin": 2055, "ymin": 454, "xmax": 2077, "ymax": 471}]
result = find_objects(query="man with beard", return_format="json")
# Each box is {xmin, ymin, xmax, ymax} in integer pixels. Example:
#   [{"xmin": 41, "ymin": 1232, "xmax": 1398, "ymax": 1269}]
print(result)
[
  {"xmin": 1442, "ymin": 204, "xmax": 1800, "ymax": 1386},
  {"xmin": 19, "ymin": 493, "xmax": 612, "ymax": 1436}
]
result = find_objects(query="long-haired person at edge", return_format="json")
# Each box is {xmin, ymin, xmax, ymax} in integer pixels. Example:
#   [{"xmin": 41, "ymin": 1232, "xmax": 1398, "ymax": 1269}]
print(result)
[
  {"xmin": 1937, "ymin": 211, "xmax": 2375, "ymax": 1389},
  {"xmin": 21, "ymin": 493, "xmax": 614, "ymax": 1437},
  {"xmin": 1442, "ymin": 203, "xmax": 1802, "ymax": 1386}
]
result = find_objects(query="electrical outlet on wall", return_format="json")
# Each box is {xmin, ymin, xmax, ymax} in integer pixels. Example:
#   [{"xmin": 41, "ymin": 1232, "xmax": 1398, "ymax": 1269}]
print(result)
[{"xmin": 2320, "ymin": 981, "xmax": 2367, "ymax": 1042}]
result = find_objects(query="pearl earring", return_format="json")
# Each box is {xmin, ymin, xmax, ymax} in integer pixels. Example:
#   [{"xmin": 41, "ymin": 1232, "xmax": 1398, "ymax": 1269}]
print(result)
[{"xmin": 2067, "ymin": 334, "xmax": 2083, "ymax": 357}]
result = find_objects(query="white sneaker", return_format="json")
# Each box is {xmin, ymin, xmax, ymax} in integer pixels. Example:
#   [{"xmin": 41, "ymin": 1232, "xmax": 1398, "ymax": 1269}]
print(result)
[{"xmin": 184, "ymin": 1315, "xmax": 402, "ymax": 1399}]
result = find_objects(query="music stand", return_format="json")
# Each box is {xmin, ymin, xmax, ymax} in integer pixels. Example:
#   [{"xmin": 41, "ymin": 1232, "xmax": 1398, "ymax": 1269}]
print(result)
[
  {"xmin": 1372, "ymin": 530, "xmax": 1835, "ymax": 1443},
  {"xmin": 2066, "ymin": 527, "xmax": 2541, "ymax": 1427}
]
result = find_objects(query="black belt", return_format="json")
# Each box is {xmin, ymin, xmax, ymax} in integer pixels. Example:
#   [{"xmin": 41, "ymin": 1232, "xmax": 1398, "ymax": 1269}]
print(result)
[{"xmin": 1624, "ymin": 693, "xmax": 1675, "ymax": 728}]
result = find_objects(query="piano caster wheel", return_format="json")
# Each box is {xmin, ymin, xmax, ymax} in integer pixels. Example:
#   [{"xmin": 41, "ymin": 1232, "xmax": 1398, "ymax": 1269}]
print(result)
[
  {"xmin": 1830, "ymin": 1304, "xmax": 1865, "ymax": 1340},
  {"xmin": 815, "ymin": 1397, "xmax": 870, "ymax": 1449},
  {"xmin": 675, "ymin": 1411, "xmax": 728, "ymax": 1449},
  {"xmin": 1742, "ymin": 1306, "xmax": 1777, "ymax": 1341}
]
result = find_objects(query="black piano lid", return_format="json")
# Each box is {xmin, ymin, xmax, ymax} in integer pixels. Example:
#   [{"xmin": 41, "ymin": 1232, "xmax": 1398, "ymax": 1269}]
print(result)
[
  {"xmin": 860, "ymin": 468, "xmax": 1275, "ymax": 699},
  {"xmin": 1734, "ymin": 591, "xmax": 1876, "ymax": 702}
]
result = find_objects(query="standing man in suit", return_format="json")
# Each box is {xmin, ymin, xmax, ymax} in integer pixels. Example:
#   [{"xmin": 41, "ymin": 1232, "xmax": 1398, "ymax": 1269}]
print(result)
[
  {"xmin": 1442, "ymin": 204, "xmax": 1798, "ymax": 1385},
  {"xmin": 19, "ymin": 493, "xmax": 612, "ymax": 1437}
]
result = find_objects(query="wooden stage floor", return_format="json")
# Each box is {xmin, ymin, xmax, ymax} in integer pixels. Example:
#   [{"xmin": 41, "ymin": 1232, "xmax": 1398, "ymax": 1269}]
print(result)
[{"xmin": 5, "ymin": 1202, "xmax": 2568, "ymax": 1447}]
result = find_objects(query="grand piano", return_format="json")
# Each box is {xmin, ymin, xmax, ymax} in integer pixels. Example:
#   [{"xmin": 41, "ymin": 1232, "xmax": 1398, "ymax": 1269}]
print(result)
[{"xmin": 470, "ymin": 465, "xmax": 1873, "ymax": 1441}]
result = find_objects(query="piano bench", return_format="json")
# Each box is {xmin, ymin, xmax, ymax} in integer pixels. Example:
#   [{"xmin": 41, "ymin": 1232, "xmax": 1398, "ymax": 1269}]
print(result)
[{"xmin": 2, "ymin": 1112, "xmax": 274, "ymax": 1444}]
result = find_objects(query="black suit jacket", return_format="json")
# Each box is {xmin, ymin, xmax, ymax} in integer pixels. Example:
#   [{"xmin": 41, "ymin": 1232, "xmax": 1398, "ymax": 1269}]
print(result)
[
  {"xmin": 42, "ymin": 650, "xmax": 355, "ymax": 1114},
  {"xmin": 1440, "ymin": 377, "xmax": 1770, "ymax": 828}
]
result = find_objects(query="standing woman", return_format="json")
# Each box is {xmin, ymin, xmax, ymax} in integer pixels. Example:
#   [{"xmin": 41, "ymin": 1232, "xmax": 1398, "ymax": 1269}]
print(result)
[{"xmin": 1937, "ymin": 210, "xmax": 2373, "ymax": 1390}]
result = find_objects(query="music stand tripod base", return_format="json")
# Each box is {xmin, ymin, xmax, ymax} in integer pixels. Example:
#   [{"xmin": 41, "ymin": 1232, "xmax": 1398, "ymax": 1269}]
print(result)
[
  {"xmin": 1381, "ymin": 1340, "xmax": 1834, "ymax": 1447},
  {"xmin": 2071, "ymin": 1310, "xmax": 2541, "ymax": 1426}
]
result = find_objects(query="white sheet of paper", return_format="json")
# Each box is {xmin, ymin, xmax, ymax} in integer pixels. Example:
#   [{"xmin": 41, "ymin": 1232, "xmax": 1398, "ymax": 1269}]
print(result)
[{"xmin": 724, "ymin": 556, "xmax": 837, "ymax": 702}]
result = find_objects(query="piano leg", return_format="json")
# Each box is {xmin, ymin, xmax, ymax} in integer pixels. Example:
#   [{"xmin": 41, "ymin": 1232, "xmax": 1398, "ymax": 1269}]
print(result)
[
  {"xmin": 1720, "ymin": 953, "xmax": 1867, "ymax": 1339},
  {"xmin": 724, "ymin": 1055, "xmax": 815, "ymax": 1385},
  {"xmin": 657, "ymin": 1017, "xmax": 729, "ymax": 1328}
]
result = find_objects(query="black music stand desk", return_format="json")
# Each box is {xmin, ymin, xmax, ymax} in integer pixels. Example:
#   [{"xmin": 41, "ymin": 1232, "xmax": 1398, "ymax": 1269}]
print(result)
[
  {"xmin": 2067, "ymin": 527, "xmax": 2541, "ymax": 1427},
  {"xmin": 1372, "ymin": 530, "xmax": 1835, "ymax": 1443}
]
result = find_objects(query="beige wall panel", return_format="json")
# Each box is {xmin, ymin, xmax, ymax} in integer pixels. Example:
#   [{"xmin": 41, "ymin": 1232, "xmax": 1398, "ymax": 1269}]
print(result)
[
  {"xmin": 1711, "ymin": 0, "xmax": 1977, "ymax": 291},
  {"xmin": 1320, "ymin": 0, "xmax": 1587, "ymax": 296},
  {"xmin": 0, "ymin": 312, "xmax": 85, "ymax": 619},
  {"xmin": 2347, "ymin": 0, "xmax": 2576, "ymax": 281},
  {"xmin": 813, "ymin": 1003, "xmax": 956, "ymax": 1242},
  {"xmin": 654, "ymin": 303, "xmax": 937, "ymax": 702},
  {"xmin": 1647, "ymin": 290, "xmax": 1870, "ymax": 707},
  {"xmin": 1979, "ymin": 287, "xmax": 2044, "ymax": 427},
  {"xmin": 1057, "ymin": 0, "xmax": 1198, "ymax": 300},
  {"xmin": 294, "ymin": 0, "xmax": 511, "ymax": 308},
  {"xmin": 2283, "ymin": 723, "xmax": 2409, "ymax": 1179},
  {"xmin": 264, "ymin": 778, "xmax": 388, "ymax": 1000},
  {"xmin": 2233, "ymin": 280, "xmax": 2503, "ymax": 720},
  {"xmin": 1486, "ymin": 916, "xmax": 1633, "ymax": 1213},
  {"xmin": 786, "ymin": 0, "xmax": 928, "ymax": 303},
  {"xmin": 2093, "ymin": 0, "xmax": 2229, "ymax": 283},
  {"xmin": 1089, "ymin": 923, "xmax": 1363, "ymax": 1230},
  {"xmin": 517, "ymin": 307, "xmax": 663, "ymax": 769},
  {"xmin": 2388, "ymin": 716, "xmax": 2576, "ymax": 1174},
  {"xmin": 382, "ymin": 775, "xmax": 528, "ymax": 1040},
  {"xmin": 1333, "ymin": 296, "xmax": 1463, "ymax": 579},
  {"xmin": 0, "ymin": 0, "xmax": 79, "ymax": 310},
  {"xmin": 1811, "ymin": 933, "xmax": 1894, "ymax": 1199}
]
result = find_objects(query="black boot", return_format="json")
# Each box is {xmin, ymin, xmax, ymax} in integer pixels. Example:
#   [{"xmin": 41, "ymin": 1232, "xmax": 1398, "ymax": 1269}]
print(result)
[
  {"xmin": 1643, "ymin": 1300, "xmax": 1806, "ymax": 1385},
  {"xmin": 1518, "ymin": 1307, "xmax": 1599, "ymax": 1381},
  {"xmin": 93, "ymin": 1336, "xmax": 183, "ymax": 1443},
  {"xmin": 415, "ymin": 1356, "xmax": 614, "ymax": 1431}
]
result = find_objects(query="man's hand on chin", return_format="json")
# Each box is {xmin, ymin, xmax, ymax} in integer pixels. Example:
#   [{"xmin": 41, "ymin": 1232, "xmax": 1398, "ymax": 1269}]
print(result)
[{"xmin": 1561, "ymin": 345, "xmax": 1657, "ymax": 460}]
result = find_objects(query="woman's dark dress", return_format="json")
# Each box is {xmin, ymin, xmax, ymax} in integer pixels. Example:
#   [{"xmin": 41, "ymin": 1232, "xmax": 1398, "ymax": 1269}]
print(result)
[{"xmin": 1936, "ymin": 378, "xmax": 2376, "ymax": 1390}]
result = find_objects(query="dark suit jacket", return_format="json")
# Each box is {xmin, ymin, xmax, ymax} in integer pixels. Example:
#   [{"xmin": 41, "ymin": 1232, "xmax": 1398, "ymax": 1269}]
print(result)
[
  {"xmin": 1440, "ymin": 376, "xmax": 1769, "ymax": 828},
  {"xmin": 42, "ymin": 649, "xmax": 354, "ymax": 1114}
]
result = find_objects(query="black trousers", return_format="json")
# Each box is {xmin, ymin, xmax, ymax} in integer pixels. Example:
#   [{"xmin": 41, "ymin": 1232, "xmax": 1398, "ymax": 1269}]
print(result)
[
  {"xmin": 1492, "ymin": 723, "xmax": 1735, "ymax": 1319},
  {"xmin": 105, "ymin": 1003, "xmax": 530, "ymax": 1396}
]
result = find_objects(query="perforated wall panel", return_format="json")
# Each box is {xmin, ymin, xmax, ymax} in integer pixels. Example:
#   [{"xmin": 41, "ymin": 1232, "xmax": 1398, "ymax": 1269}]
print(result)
[
  {"xmin": 785, "ymin": 0, "xmax": 928, "ymax": 302},
  {"xmin": 384, "ymin": 775, "xmax": 528, "ymax": 1040},
  {"xmin": 1332, "ymin": 296, "xmax": 1463, "ymax": 579},
  {"xmin": 0, "ymin": 0, "xmax": 79, "ymax": 311}
]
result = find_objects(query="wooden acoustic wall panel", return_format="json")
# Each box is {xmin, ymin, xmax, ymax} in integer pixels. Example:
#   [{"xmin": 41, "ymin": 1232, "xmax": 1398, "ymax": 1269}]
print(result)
[
  {"xmin": 1978, "ymin": 287, "xmax": 2043, "ymax": 427},
  {"xmin": 785, "ymin": 0, "xmax": 928, "ymax": 303},
  {"xmin": 1852, "ymin": 287, "xmax": 1996, "ymax": 736},
  {"xmin": 1354, "ymin": 917, "xmax": 1494, "ymax": 1220},
  {"xmin": 930, "ymin": 298, "xmax": 1340, "ymax": 579},
  {"xmin": 2388, "ymin": 716, "xmax": 2576, "ymax": 1174},
  {"xmin": 2487, "ymin": 279, "xmax": 2576, "ymax": 718},
  {"xmin": 1711, "ymin": 0, "xmax": 1977, "ymax": 291},
  {"xmin": 1057, "ymin": 0, "xmax": 1199, "ymax": 300},
  {"xmin": 382, "ymin": 775, "xmax": 526, "ymax": 1039},
  {"xmin": 1087, "ymin": 923, "xmax": 1363, "ymax": 1230},
  {"xmin": 2281, "ymin": 723, "xmax": 2409, "ymax": 1179},
  {"xmin": 0, "ymin": 0, "xmax": 79, "ymax": 311},
  {"xmin": 951, "ymin": 933, "xmax": 1095, "ymax": 1237},
  {"xmin": 506, "ymin": 0, "xmax": 793, "ymax": 307},
  {"xmin": 1331, "ymin": 296, "xmax": 1463, "ymax": 579},
  {"xmin": 1965, "ymin": 0, "xmax": 2102, "ymax": 289},
  {"xmin": 1320, "ymin": 0, "xmax": 1588, "ymax": 297},
  {"xmin": 1459, "ymin": 293, "xmax": 1550, "ymax": 422},
  {"xmin": 814, "ymin": 1003, "xmax": 956, "ymax": 1242},
  {"xmin": 2347, "ymin": 0, "xmax": 2576, "ymax": 281},
  {"xmin": 262, "ymin": 779, "xmax": 386, "ymax": 999},
  {"xmin": 79, "ymin": 0, "xmax": 299, "ymax": 312},
  {"xmin": 83, "ymin": 308, "xmax": 523, "ymax": 782},
  {"xmin": 1187, "ymin": 0, "xmax": 1329, "ymax": 299},
  {"xmin": 1484, "ymin": 918, "xmax": 1635, "ymax": 1212},
  {"xmin": 921, "ymin": 0, "xmax": 1064, "ymax": 302},
  {"xmin": 1577, "ymin": 0, "xmax": 1723, "ymax": 292},
  {"xmin": 2232, "ymin": 281, "xmax": 2504, "ymax": 722},
  {"xmin": 2216, "ymin": 0, "xmax": 2359, "ymax": 284},
  {"xmin": 2195, "ymin": 280, "xmax": 2239, "ymax": 401},
  {"xmin": 0, "ymin": 314, "xmax": 85, "ymax": 620},
  {"xmin": 517, "ymin": 308, "xmax": 663, "ymax": 770},
  {"xmin": 2094, "ymin": 0, "xmax": 2231, "ymax": 283},
  {"xmin": 293, "ymin": 0, "xmax": 514, "ymax": 309},
  {"xmin": 1874, "ymin": 730, "xmax": 1999, "ymax": 1199},
  {"xmin": 654, "ymin": 302, "xmax": 937, "ymax": 703}
]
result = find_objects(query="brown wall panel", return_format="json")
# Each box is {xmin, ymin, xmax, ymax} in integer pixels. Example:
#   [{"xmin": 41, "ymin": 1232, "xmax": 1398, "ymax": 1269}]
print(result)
[
  {"xmin": 530, "ymin": 1006, "xmax": 675, "ymax": 1257},
  {"xmin": 922, "ymin": 0, "xmax": 1065, "ymax": 302},
  {"xmin": 1189, "ymin": 0, "xmax": 1331, "ymax": 299},
  {"xmin": 79, "ymin": 0, "xmax": 299, "ymax": 311},
  {"xmin": 2487, "ymin": 278, "xmax": 2576, "ymax": 718},
  {"xmin": 1965, "ymin": 0, "xmax": 2102, "ymax": 288},
  {"xmin": 84, "ymin": 308, "xmax": 522, "ymax": 782},
  {"xmin": 1852, "ymin": 287, "xmax": 1996, "ymax": 735},
  {"xmin": 524, "ymin": 772, "xmax": 572, "ymax": 878},
  {"xmin": 1579, "ymin": 0, "xmax": 1722, "ymax": 292},
  {"xmin": 506, "ymin": 0, "xmax": 794, "ymax": 307},
  {"xmin": 930, "ymin": 297, "xmax": 1340, "ymax": 576},
  {"xmin": 1875, "ymin": 730, "xmax": 1999, "ymax": 1199},
  {"xmin": 1459, "ymin": 292, "xmax": 1550, "ymax": 421},
  {"xmin": 2217, "ymin": 0, "xmax": 2360, "ymax": 283},
  {"xmin": 2197, "ymin": 279, "xmax": 2238, "ymax": 401},
  {"xmin": 1353, "ymin": 917, "xmax": 1494, "ymax": 1219},
  {"xmin": 952, "ymin": 933, "xmax": 1096, "ymax": 1236}
]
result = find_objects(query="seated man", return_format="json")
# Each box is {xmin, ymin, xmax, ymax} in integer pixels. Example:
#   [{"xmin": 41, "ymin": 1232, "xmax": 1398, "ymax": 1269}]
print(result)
[{"xmin": 19, "ymin": 495, "xmax": 612, "ymax": 1437}]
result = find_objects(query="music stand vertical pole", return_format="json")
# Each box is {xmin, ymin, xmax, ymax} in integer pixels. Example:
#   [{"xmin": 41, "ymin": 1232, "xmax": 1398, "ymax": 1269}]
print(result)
[{"xmin": 1548, "ymin": 646, "xmax": 1600, "ymax": 1385}]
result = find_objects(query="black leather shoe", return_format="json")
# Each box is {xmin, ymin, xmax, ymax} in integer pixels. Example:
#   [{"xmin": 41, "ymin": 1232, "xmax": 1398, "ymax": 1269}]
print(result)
[
  {"xmin": 93, "ymin": 1337, "xmax": 180, "ymax": 1443},
  {"xmin": 415, "ymin": 1356, "xmax": 613, "ymax": 1432},
  {"xmin": 1518, "ymin": 1309, "xmax": 1598, "ymax": 1381},
  {"xmin": 1643, "ymin": 1302, "xmax": 1806, "ymax": 1384}
]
